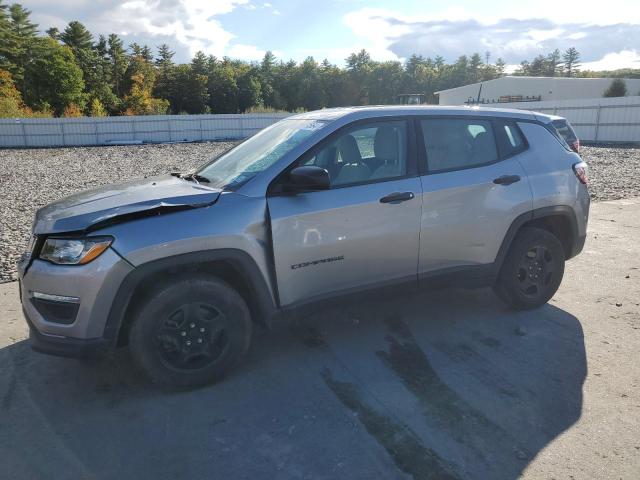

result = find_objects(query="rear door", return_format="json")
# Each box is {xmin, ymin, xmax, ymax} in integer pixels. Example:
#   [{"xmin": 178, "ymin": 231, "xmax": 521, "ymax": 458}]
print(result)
[
  {"xmin": 267, "ymin": 119, "xmax": 422, "ymax": 306},
  {"xmin": 417, "ymin": 116, "xmax": 533, "ymax": 274}
]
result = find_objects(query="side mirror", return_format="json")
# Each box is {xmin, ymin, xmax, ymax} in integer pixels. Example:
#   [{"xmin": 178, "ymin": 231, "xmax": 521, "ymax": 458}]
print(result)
[{"xmin": 288, "ymin": 166, "xmax": 330, "ymax": 191}]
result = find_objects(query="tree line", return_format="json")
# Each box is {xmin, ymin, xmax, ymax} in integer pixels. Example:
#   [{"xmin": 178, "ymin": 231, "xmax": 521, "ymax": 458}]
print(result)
[{"xmin": 1, "ymin": 1, "xmax": 637, "ymax": 118}]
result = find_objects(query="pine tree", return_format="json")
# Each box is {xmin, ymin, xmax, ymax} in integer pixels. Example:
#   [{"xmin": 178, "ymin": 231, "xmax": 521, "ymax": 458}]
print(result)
[
  {"xmin": 140, "ymin": 45, "xmax": 153, "ymax": 63},
  {"xmin": 191, "ymin": 51, "xmax": 208, "ymax": 76},
  {"xmin": 108, "ymin": 34, "xmax": 127, "ymax": 98},
  {"xmin": 259, "ymin": 51, "xmax": 277, "ymax": 107},
  {"xmin": 45, "ymin": 27, "xmax": 59, "ymax": 39},
  {"xmin": 515, "ymin": 60, "xmax": 531, "ymax": 76},
  {"xmin": 129, "ymin": 42, "xmax": 142, "ymax": 57},
  {"xmin": 155, "ymin": 44, "xmax": 175, "ymax": 71},
  {"xmin": 91, "ymin": 34, "xmax": 119, "ymax": 113},
  {"xmin": 529, "ymin": 55, "xmax": 547, "ymax": 76},
  {"xmin": 546, "ymin": 49, "xmax": 561, "ymax": 76},
  {"xmin": 405, "ymin": 54, "xmax": 426, "ymax": 77},
  {"xmin": 2, "ymin": 4, "xmax": 38, "ymax": 87},
  {"xmin": 469, "ymin": 53, "xmax": 483, "ymax": 82},
  {"xmin": 563, "ymin": 47, "xmax": 581, "ymax": 77},
  {"xmin": 60, "ymin": 21, "xmax": 93, "ymax": 51},
  {"xmin": 0, "ymin": 1, "xmax": 10, "ymax": 70},
  {"xmin": 153, "ymin": 44, "xmax": 175, "ymax": 103}
]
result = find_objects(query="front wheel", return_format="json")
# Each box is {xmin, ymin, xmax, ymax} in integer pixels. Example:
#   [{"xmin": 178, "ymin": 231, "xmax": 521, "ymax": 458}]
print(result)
[
  {"xmin": 493, "ymin": 227, "xmax": 565, "ymax": 310},
  {"xmin": 129, "ymin": 276, "xmax": 252, "ymax": 389}
]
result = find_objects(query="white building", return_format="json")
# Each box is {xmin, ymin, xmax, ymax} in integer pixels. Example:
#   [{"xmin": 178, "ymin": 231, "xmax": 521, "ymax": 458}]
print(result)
[{"xmin": 435, "ymin": 76, "xmax": 640, "ymax": 106}]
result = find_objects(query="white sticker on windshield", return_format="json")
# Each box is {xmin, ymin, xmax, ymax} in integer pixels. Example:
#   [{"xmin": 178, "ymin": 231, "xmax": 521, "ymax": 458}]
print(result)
[{"xmin": 301, "ymin": 120, "xmax": 325, "ymax": 131}]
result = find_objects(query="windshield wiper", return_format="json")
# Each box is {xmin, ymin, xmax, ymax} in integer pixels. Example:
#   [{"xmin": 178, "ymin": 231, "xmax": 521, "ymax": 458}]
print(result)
[{"xmin": 171, "ymin": 172, "xmax": 211, "ymax": 183}]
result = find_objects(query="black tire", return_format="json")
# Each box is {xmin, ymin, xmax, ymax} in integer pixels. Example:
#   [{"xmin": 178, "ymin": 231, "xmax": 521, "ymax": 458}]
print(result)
[
  {"xmin": 129, "ymin": 276, "xmax": 251, "ymax": 389},
  {"xmin": 493, "ymin": 227, "xmax": 565, "ymax": 310}
]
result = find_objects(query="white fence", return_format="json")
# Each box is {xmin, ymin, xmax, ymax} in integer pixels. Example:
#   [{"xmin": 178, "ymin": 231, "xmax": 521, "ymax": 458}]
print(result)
[
  {"xmin": 0, "ymin": 113, "xmax": 291, "ymax": 148},
  {"xmin": 497, "ymin": 95, "xmax": 640, "ymax": 143},
  {"xmin": 2, "ymin": 98, "xmax": 639, "ymax": 147}
]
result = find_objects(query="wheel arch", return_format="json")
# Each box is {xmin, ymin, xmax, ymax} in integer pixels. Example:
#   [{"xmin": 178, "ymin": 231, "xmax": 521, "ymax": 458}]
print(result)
[
  {"xmin": 495, "ymin": 206, "xmax": 580, "ymax": 274},
  {"xmin": 103, "ymin": 249, "xmax": 278, "ymax": 347}
]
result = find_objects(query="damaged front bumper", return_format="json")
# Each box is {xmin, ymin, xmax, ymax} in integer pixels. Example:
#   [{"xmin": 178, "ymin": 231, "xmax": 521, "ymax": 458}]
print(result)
[{"xmin": 19, "ymin": 247, "xmax": 134, "ymax": 358}]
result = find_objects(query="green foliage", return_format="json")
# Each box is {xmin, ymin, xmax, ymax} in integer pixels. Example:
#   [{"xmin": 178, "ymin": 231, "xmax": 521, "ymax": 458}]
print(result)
[
  {"xmin": 580, "ymin": 68, "xmax": 640, "ymax": 79},
  {"xmin": 23, "ymin": 38, "xmax": 85, "ymax": 115},
  {"xmin": 208, "ymin": 62, "xmax": 239, "ymax": 113},
  {"xmin": 123, "ymin": 70, "xmax": 169, "ymax": 115},
  {"xmin": 108, "ymin": 33, "xmax": 127, "ymax": 98},
  {"xmin": 563, "ymin": 47, "xmax": 581, "ymax": 77},
  {"xmin": 0, "ymin": 3, "xmax": 38, "ymax": 86},
  {"xmin": 89, "ymin": 97, "xmax": 106, "ymax": 117},
  {"xmin": 165, "ymin": 63, "xmax": 209, "ymax": 113},
  {"xmin": 0, "ymin": 68, "xmax": 27, "ymax": 116},
  {"xmin": 0, "ymin": 68, "xmax": 51, "ymax": 117},
  {"xmin": 516, "ymin": 48, "xmax": 582, "ymax": 78},
  {"xmin": 603, "ymin": 78, "xmax": 628, "ymax": 97},
  {"xmin": 60, "ymin": 21, "xmax": 93, "ymax": 51},
  {"xmin": 0, "ymin": 2, "xmax": 634, "ymax": 118}
]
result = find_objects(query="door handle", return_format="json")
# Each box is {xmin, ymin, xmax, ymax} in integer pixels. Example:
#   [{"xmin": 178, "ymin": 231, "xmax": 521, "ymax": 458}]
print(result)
[
  {"xmin": 379, "ymin": 191, "xmax": 415, "ymax": 204},
  {"xmin": 493, "ymin": 175, "xmax": 521, "ymax": 186}
]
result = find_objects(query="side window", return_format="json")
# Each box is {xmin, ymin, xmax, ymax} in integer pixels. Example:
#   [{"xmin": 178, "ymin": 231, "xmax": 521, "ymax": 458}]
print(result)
[
  {"xmin": 304, "ymin": 121, "xmax": 407, "ymax": 187},
  {"xmin": 421, "ymin": 118, "xmax": 498, "ymax": 173},
  {"xmin": 495, "ymin": 120, "xmax": 527, "ymax": 157}
]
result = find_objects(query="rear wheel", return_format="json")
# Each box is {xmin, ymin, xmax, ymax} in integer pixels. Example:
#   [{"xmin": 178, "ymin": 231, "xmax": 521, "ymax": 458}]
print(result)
[
  {"xmin": 129, "ymin": 276, "xmax": 251, "ymax": 389},
  {"xmin": 494, "ymin": 227, "xmax": 565, "ymax": 310}
]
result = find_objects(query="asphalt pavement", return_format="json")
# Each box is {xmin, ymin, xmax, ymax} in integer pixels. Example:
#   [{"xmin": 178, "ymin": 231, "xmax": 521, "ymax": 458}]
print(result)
[{"xmin": 0, "ymin": 198, "xmax": 638, "ymax": 480}]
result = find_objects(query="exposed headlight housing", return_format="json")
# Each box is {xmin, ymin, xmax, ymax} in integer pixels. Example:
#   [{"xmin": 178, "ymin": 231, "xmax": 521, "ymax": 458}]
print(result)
[{"xmin": 39, "ymin": 236, "xmax": 113, "ymax": 265}]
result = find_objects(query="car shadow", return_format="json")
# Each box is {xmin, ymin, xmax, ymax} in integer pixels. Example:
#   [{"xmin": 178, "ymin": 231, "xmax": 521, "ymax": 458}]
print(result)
[{"xmin": 0, "ymin": 287, "xmax": 585, "ymax": 480}]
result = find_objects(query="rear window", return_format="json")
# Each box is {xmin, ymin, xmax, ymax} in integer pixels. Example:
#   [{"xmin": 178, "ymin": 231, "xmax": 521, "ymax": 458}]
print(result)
[
  {"xmin": 420, "ymin": 118, "xmax": 498, "ymax": 173},
  {"xmin": 551, "ymin": 119, "xmax": 577, "ymax": 144}
]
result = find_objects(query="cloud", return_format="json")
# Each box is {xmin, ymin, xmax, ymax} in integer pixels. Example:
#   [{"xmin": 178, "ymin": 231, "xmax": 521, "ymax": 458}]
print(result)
[
  {"xmin": 103, "ymin": 0, "xmax": 250, "ymax": 58},
  {"xmin": 26, "ymin": 0, "xmax": 267, "ymax": 61},
  {"xmin": 343, "ymin": 8, "xmax": 640, "ymax": 69},
  {"xmin": 227, "ymin": 43, "xmax": 273, "ymax": 60},
  {"xmin": 582, "ymin": 50, "xmax": 640, "ymax": 71}
]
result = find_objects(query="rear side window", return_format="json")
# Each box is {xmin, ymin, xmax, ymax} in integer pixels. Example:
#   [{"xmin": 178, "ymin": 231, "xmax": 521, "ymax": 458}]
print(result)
[
  {"xmin": 420, "ymin": 118, "xmax": 498, "ymax": 173},
  {"xmin": 494, "ymin": 120, "xmax": 527, "ymax": 157}
]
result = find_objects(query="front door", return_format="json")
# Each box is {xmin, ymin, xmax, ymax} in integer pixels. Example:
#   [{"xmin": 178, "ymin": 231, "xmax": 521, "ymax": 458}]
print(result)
[{"xmin": 267, "ymin": 119, "xmax": 422, "ymax": 306}]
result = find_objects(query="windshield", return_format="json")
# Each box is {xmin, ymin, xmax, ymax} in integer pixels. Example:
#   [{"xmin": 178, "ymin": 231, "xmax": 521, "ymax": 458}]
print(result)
[{"xmin": 197, "ymin": 119, "xmax": 327, "ymax": 190}]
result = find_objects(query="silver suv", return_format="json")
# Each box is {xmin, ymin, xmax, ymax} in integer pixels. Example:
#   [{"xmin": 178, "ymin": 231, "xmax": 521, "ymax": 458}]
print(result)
[{"xmin": 18, "ymin": 106, "xmax": 590, "ymax": 388}]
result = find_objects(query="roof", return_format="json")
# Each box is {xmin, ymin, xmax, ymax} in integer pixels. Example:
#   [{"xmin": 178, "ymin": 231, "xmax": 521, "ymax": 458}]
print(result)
[
  {"xmin": 434, "ymin": 75, "xmax": 640, "ymax": 95},
  {"xmin": 288, "ymin": 105, "xmax": 539, "ymax": 122}
]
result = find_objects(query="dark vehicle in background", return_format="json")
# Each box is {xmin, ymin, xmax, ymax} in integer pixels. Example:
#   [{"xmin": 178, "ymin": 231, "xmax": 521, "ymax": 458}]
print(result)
[{"xmin": 551, "ymin": 116, "xmax": 580, "ymax": 154}]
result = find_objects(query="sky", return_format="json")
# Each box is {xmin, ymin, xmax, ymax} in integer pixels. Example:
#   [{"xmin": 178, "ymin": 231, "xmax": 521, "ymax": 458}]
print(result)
[{"xmin": 20, "ymin": 0, "xmax": 640, "ymax": 71}]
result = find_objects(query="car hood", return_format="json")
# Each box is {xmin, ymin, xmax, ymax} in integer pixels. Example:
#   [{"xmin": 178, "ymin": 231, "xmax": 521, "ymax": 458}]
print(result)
[{"xmin": 33, "ymin": 175, "xmax": 221, "ymax": 234}]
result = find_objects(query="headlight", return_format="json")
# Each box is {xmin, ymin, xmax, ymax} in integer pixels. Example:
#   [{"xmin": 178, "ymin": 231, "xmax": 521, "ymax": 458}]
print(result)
[{"xmin": 39, "ymin": 237, "xmax": 113, "ymax": 265}]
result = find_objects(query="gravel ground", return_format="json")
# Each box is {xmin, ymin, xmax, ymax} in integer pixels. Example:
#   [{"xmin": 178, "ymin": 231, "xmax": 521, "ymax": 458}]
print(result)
[
  {"xmin": 1, "ymin": 143, "xmax": 639, "ymax": 283},
  {"xmin": 0, "ymin": 142, "xmax": 236, "ymax": 283}
]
